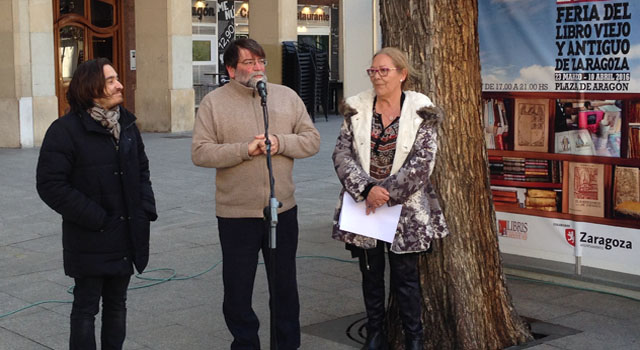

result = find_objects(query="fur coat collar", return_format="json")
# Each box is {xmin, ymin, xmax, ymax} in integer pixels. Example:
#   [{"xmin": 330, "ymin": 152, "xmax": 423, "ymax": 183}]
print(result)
[{"xmin": 339, "ymin": 89, "xmax": 443, "ymax": 175}]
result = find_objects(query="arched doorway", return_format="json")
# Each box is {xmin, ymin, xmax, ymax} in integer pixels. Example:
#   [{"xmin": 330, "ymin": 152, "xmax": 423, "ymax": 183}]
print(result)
[{"xmin": 53, "ymin": 0, "xmax": 124, "ymax": 116}]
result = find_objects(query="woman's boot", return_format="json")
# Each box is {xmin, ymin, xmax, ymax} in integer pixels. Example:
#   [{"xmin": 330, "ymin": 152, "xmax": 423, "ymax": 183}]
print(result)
[
  {"xmin": 389, "ymin": 252, "xmax": 423, "ymax": 350},
  {"xmin": 404, "ymin": 333, "xmax": 424, "ymax": 350},
  {"xmin": 359, "ymin": 248, "xmax": 387, "ymax": 350}
]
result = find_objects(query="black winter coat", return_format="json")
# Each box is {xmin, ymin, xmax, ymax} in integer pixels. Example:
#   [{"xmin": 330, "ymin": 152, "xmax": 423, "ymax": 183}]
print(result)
[{"xmin": 36, "ymin": 107, "xmax": 157, "ymax": 278}]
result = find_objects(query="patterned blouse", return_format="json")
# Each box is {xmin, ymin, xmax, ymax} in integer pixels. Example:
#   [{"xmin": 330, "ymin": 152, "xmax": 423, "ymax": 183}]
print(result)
[{"xmin": 369, "ymin": 93, "xmax": 405, "ymax": 180}]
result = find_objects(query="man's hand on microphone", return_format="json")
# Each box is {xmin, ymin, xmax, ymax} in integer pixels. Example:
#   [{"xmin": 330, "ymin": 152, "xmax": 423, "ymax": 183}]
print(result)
[
  {"xmin": 248, "ymin": 138, "xmax": 263, "ymax": 156},
  {"xmin": 255, "ymin": 134, "xmax": 279, "ymax": 155}
]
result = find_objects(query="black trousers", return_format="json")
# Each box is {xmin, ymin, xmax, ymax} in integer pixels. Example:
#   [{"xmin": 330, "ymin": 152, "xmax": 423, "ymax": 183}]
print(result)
[
  {"xmin": 70, "ymin": 275, "xmax": 131, "ymax": 350},
  {"xmin": 218, "ymin": 206, "xmax": 300, "ymax": 350},
  {"xmin": 354, "ymin": 242, "xmax": 423, "ymax": 339}
]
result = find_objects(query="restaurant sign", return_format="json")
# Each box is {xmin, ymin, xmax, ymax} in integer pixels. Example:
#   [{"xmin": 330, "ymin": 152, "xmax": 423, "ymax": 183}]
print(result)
[{"xmin": 192, "ymin": 0, "xmax": 216, "ymax": 24}]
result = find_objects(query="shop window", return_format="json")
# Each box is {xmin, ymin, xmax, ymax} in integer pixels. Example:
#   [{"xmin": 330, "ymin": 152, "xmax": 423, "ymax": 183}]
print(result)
[{"xmin": 192, "ymin": 35, "xmax": 217, "ymax": 66}]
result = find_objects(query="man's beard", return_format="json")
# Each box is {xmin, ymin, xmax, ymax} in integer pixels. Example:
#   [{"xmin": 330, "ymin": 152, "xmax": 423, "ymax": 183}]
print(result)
[{"xmin": 246, "ymin": 72, "xmax": 268, "ymax": 88}]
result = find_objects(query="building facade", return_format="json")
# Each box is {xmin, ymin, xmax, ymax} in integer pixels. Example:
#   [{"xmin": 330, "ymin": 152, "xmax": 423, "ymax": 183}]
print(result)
[{"xmin": 1, "ymin": 0, "xmax": 375, "ymax": 148}]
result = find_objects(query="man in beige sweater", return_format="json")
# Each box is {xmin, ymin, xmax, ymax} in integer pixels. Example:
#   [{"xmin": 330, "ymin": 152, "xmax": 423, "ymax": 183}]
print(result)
[{"xmin": 191, "ymin": 38, "xmax": 320, "ymax": 349}]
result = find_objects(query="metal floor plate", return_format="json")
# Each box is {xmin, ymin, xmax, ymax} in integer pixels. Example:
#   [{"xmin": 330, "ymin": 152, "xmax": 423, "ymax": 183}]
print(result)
[
  {"xmin": 303, "ymin": 314, "xmax": 581, "ymax": 349},
  {"xmin": 301, "ymin": 313, "xmax": 366, "ymax": 348}
]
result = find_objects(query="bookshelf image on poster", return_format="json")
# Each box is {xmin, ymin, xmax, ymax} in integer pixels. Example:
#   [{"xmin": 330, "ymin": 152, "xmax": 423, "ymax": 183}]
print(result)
[
  {"xmin": 514, "ymin": 99, "xmax": 548, "ymax": 152},
  {"xmin": 484, "ymin": 95, "xmax": 640, "ymax": 229}
]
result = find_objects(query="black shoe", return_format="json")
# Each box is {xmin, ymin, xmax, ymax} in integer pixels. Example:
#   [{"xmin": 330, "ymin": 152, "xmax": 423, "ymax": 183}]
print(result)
[{"xmin": 361, "ymin": 329, "xmax": 387, "ymax": 350}]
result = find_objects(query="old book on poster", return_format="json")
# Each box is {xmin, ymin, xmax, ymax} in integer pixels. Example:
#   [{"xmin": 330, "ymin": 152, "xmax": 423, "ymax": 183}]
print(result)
[
  {"xmin": 554, "ymin": 129, "xmax": 596, "ymax": 156},
  {"xmin": 613, "ymin": 166, "xmax": 640, "ymax": 206},
  {"xmin": 629, "ymin": 126, "xmax": 640, "ymax": 158},
  {"xmin": 338, "ymin": 193, "xmax": 402, "ymax": 243},
  {"xmin": 567, "ymin": 162, "xmax": 605, "ymax": 218},
  {"xmin": 514, "ymin": 99, "xmax": 549, "ymax": 152}
]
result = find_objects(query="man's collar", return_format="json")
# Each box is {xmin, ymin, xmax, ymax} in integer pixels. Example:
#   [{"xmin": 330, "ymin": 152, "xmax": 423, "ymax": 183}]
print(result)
[{"xmin": 228, "ymin": 79, "xmax": 259, "ymax": 97}]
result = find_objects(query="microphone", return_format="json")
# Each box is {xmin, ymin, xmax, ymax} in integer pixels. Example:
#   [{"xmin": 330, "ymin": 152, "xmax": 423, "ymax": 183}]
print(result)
[{"xmin": 256, "ymin": 80, "xmax": 268, "ymax": 99}]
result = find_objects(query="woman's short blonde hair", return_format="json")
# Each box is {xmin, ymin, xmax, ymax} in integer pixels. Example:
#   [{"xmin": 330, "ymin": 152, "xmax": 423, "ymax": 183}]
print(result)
[{"xmin": 373, "ymin": 47, "xmax": 419, "ymax": 90}]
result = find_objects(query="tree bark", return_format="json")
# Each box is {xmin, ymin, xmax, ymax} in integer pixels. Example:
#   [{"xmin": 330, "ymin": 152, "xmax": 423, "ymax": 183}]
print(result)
[{"xmin": 379, "ymin": 1, "xmax": 533, "ymax": 349}]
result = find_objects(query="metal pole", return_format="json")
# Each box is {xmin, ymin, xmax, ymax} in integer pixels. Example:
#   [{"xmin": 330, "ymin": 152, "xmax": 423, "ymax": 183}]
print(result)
[
  {"xmin": 574, "ymin": 231, "xmax": 582, "ymax": 275},
  {"xmin": 372, "ymin": 0, "xmax": 378, "ymax": 55},
  {"xmin": 261, "ymin": 96, "xmax": 279, "ymax": 350}
]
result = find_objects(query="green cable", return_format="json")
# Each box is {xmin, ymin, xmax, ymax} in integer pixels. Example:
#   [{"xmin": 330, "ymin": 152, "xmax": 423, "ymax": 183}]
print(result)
[
  {"xmin": 128, "ymin": 267, "xmax": 177, "ymax": 290},
  {"xmin": 130, "ymin": 260, "xmax": 222, "ymax": 289},
  {"xmin": 5, "ymin": 255, "xmax": 636, "ymax": 320},
  {"xmin": 0, "ymin": 256, "xmax": 351, "ymax": 319},
  {"xmin": 1, "ymin": 261, "xmax": 223, "ymax": 319},
  {"xmin": 0, "ymin": 300, "xmax": 73, "ymax": 319}
]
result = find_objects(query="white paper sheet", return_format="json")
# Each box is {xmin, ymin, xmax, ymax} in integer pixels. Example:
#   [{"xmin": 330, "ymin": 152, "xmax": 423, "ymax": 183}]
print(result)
[{"xmin": 338, "ymin": 192, "xmax": 402, "ymax": 243}]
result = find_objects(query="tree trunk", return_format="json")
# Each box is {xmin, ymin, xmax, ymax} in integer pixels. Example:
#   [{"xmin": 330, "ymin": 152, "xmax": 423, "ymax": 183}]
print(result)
[{"xmin": 379, "ymin": 1, "xmax": 533, "ymax": 349}]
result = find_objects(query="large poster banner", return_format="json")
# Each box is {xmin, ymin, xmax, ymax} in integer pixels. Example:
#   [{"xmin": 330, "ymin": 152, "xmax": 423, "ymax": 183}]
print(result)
[
  {"xmin": 479, "ymin": 0, "xmax": 640, "ymax": 93},
  {"xmin": 496, "ymin": 212, "xmax": 639, "ymax": 276}
]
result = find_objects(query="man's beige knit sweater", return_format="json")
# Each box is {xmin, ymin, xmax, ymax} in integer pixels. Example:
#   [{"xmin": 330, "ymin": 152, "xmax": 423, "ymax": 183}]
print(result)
[{"xmin": 192, "ymin": 79, "xmax": 320, "ymax": 218}]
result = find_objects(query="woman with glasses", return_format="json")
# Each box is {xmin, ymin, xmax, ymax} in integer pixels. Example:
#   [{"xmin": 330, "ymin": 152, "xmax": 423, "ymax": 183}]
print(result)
[{"xmin": 331, "ymin": 47, "xmax": 449, "ymax": 350}]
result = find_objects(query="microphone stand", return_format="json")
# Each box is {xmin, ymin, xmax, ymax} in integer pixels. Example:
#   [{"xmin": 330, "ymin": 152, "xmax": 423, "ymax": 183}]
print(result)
[{"xmin": 260, "ymin": 90, "xmax": 280, "ymax": 350}]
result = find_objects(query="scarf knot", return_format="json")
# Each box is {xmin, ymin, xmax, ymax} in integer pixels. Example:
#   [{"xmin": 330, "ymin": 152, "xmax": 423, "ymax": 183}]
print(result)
[{"xmin": 88, "ymin": 105, "xmax": 121, "ymax": 141}]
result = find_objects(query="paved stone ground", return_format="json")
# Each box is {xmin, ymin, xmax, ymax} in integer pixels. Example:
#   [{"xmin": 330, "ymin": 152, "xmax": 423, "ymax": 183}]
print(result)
[{"xmin": 1, "ymin": 115, "xmax": 639, "ymax": 349}]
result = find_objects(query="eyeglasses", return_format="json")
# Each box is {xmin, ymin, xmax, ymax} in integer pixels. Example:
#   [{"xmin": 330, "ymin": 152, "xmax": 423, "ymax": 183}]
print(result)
[
  {"xmin": 366, "ymin": 67, "xmax": 399, "ymax": 77},
  {"xmin": 239, "ymin": 59, "xmax": 268, "ymax": 67}
]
